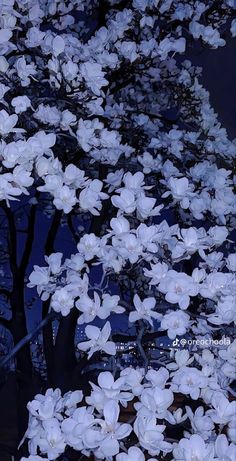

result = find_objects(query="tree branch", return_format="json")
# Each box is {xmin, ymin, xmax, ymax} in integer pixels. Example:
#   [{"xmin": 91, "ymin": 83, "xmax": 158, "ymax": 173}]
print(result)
[
  {"xmin": 1, "ymin": 204, "xmax": 17, "ymax": 275},
  {"xmin": 19, "ymin": 202, "xmax": 37, "ymax": 274},
  {"xmin": 0, "ymin": 312, "xmax": 58, "ymax": 370},
  {"xmin": 45, "ymin": 210, "xmax": 62, "ymax": 255},
  {"xmin": 67, "ymin": 213, "xmax": 80, "ymax": 243},
  {"xmin": 112, "ymin": 330, "xmax": 164, "ymax": 343}
]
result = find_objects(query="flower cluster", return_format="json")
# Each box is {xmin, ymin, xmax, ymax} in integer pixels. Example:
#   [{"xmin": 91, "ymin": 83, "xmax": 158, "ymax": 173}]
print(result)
[
  {"xmin": 22, "ymin": 365, "xmax": 236, "ymax": 460},
  {"xmin": 0, "ymin": 0, "xmax": 235, "ymax": 460}
]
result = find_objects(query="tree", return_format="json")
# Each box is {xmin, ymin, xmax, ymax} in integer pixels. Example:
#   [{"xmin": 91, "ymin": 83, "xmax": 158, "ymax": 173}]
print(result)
[{"xmin": 0, "ymin": 0, "xmax": 235, "ymax": 460}]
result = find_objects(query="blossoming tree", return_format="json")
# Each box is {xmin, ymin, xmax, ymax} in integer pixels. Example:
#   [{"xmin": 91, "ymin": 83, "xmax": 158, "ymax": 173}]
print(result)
[{"xmin": 0, "ymin": 0, "xmax": 236, "ymax": 460}]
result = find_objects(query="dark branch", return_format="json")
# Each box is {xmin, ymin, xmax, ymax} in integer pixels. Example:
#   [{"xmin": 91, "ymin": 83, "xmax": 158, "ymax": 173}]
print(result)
[
  {"xmin": 19, "ymin": 202, "xmax": 37, "ymax": 274},
  {"xmin": 45, "ymin": 210, "xmax": 62, "ymax": 255},
  {"xmin": 1, "ymin": 204, "xmax": 17, "ymax": 275},
  {"xmin": 67, "ymin": 213, "xmax": 80, "ymax": 243},
  {"xmin": 0, "ymin": 312, "xmax": 58, "ymax": 370}
]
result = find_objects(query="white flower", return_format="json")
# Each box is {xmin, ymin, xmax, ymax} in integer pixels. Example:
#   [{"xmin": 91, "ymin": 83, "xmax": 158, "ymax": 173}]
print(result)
[
  {"xmin": 99, "ymin": 294, "xmax": 125, "ymax": 319},
  {"xmin": 168, "ymin": 408, "xmax": 187, "ymax": 425},
  {"xmin": 77, "ymin": 322, "xmax": 116, "ymax": 359},
  {"xmin": 199, "ymin": 250, "xmax": 224, "ymax": 270},
  {"xmin": 158, "ymin": 270, "xmax": 199, "ymax": 309},
  {"xmin": 0, "ymin": 175, "xmax": 22, "ymax": 203},
  {"xmin": 0, "ymin": 110, "xmax": 21, "ymax": 136},
  {"xmin": 228, "ymin": 417, "xmax": 236, "ymax": 443},
  {"xmin": 134, "ymin": 415, "xmax": 171, "ymax": 456},
  {"xmin": 158, "ymin": 37, "xmax": 186, "ymax": 60},
  {"xmin": 37, "ymin": 174, "xmax": 63, "ymax": 194},
  {"xmin": 79, "ymin": 179, "xmax": 108, "ymax": 215},
  {"xmin": 122, "ymin": 171, "xmax": 147, "ymax": 194},
  {"xmin": 113, "ymin": 233, "xmax": 143, "ymax": 264},
  {"xmin": 185, "ymin": 406, "xmax": 214, "ymax": 440},
  {"xmin": 28, "ymin": 266, "xmax": 51, "ymax": 300},
  {"xmin": 92, "ymin": 400, "xmax": 132, "ymax": 458},
  {"xmin": 34, "ymin": 104, "xmax": 61, "ymax": 126},
  {"xmin": 11, "ymin": 166, "xmax": 34, "ymax": 192},
  {"xmin": 80, "ymin": 62, "xmax": 108, "ymax": 96},
  {"xmin": 136, "ymin": 387, "xmax": 174, "ymax": 419},
  {"xmin": 144, "ymin": 262, "xmax": 169, "ymax": 285},
  {"xmin": 63, "ymin": 164, "xmax": 87, "ymax": 188},
  {"xmin": 146, "ymin": 367, "xmax": 169, "ymax": 388},
  {"xmin": 118, "ymin": 41, "xmax": 138, "ymax": 62},
  {"xmin": 76, "ymin": 118, "xmax": 98, "ymax": 152},
  {"xmin": 138, "ymin": 151, "xmax": 162, "ymax": 174},
  {"xmin": 226, "ymin": 253, "xmax": 236, "ymax": 271},
  {"xmin": 136, "ymin": 195, "xmax": 163, "ymax": 220},
  {"xmin": 219, "ymin": 339, "xmax": 236, "ymax": 365},
  {"xmin": 173, "ymin": 434, "xmax": 215, "ymax": 461},
  {"xmin": 192, "ymin": 268, "xmax": 206, "ymax": 283},
  {"xmin": 208, "ymin": 393, "xmax": 236, "ymax": 424},
  {"xmin": 189, "ymin": 21, "xmax": 204, "ymax": 39},
  {"xmin": 0, "ymin": 56, "xmax": 9, "ymax": 72},
  {"xmin": 209, "ymin": 295, "xmax": 236, "ymax": 325},
  {"xmin": 25, "ymin": 27, "xmax": 46, "ymax": 47},
  {"xmin": 51, "ymin": 287, "xmax": 74, "ymax": 316},
  {"xmin": 61, "ymin": 406, "xmax": 94, "ymax": 451},
  {"xmin": 38, "ymin": 418, "xmax": 66, "ymax": 460},
  {"xmin": 45, "ymin": 253, "xmax": 63, "ymax": 275},
  {"xmin": 15, "ymin": 56, "xmax": 37, "ymax": 86},
  {"xmin": 190, "ymin": 22, "xmax": 226, "ymax": 48},
  {"xmin": 76, "ymin": 292, "xmax": 101, "ymax": 324},
  {"xmin": 133, "ymin": 0, "xmax": 149, "ymax": 10},
  {"xmin": 208, "ymin": 226, "xmax": 228, "ymax": 245},
  {"xmin": 116, "ymin": 447, "xmax": 145, "ymax": 461},
  {"xmin": 168, "ymin": 350, "xmax": 194, "ymax": 371},
  {"xmin": 189, "ymin": 195, "xmax": 208, "ymax": 220},
  {"xmin": 215, "ymin": 434, "xmax": 236, "ymax": 461},
  {"xmin": 110, "ymin": 216, "xmax": 130, "ymax": 234},
  {"xmin": 27, "ymin": 388, "xmax": 61, "ymax": 420},
  {"xmin": 172, "ymin": 367, "xmax": 208, "ymax": 400},
  {"xmin": 86, "ymin": 372, "xmax": 131, "ymax": 410},
  {"xmin": 62, "ymin": 390, "xmax": 83, "ymax": 410},
  {"xmin": 112, "ymin": 189, "xmax": 136, "ymax": 214},
  {"xmin": 129, "ymin": 294, "xmax": 161, "ymax": 326},
  {"xmin": 231, "ymin": 18, "xmax": 236, "ymax": 36},
  {"xmin": 11, "ymin": 95, "xmax": 31, "ymax": 113},
  {"xmin": 52, "ymin": 35, "xmax": 65, "ymax": 56},
  {"xmin": 53, "ymin": 185, "xmax": 77, "ymax": 213},
  {"xmin": 62, "ymin": 61, "xmax": 79, "ymax": 81},
  {"xmin": 60, "ymin": 110, "xmax": 76, "ymax": 131},
  {"xmin": 77, "ymin": 233, "xmax": 100, "ymax": 260},
  {"xmin": 105, "ymin": 169, "xmax": 124, "ymax": 192},
  {"xmin": 173, "ymin": 227, "xmax": 207, "ymax": 259},
  {"xmin": 0, "ymin": 82, "xmax": 10, "ymax": 99},
  {"xmin": 0, "ymin": 28, "xmax": 12, "ymax": 43},
  {"xmin": 2, "ymin": 142, "xmax": 20, "ymax": 168},
  {"xmin": 163, "ymin": 177, "xmax": 194, "ymax": 208},
  {"xmin": 135, "ymin": 224, "xmax": 158, "ymax": 253},
  {"xmin": 161, "ymin": 310, "xmax": 190, "ymax": 339},
  {"xmin": 200, "ymin": 272, "xmax": 234, "ymax": 299},
  {"xmin": 202, "ymin": 26, "xmax": 225, "ymax": 48},
  {"xmin": 65, "ymin": 253, "xmax": 85, "ymax": 272},
  {"xmin": 120, "ymin": 368, "xmax": 144, "ymax": 396}
]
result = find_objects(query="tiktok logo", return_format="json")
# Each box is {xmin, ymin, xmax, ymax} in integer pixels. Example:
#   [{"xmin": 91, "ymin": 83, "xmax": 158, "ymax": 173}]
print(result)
[{"xmin": 172, "ymin": 338, "xmax": 179, "ymax": 346}]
